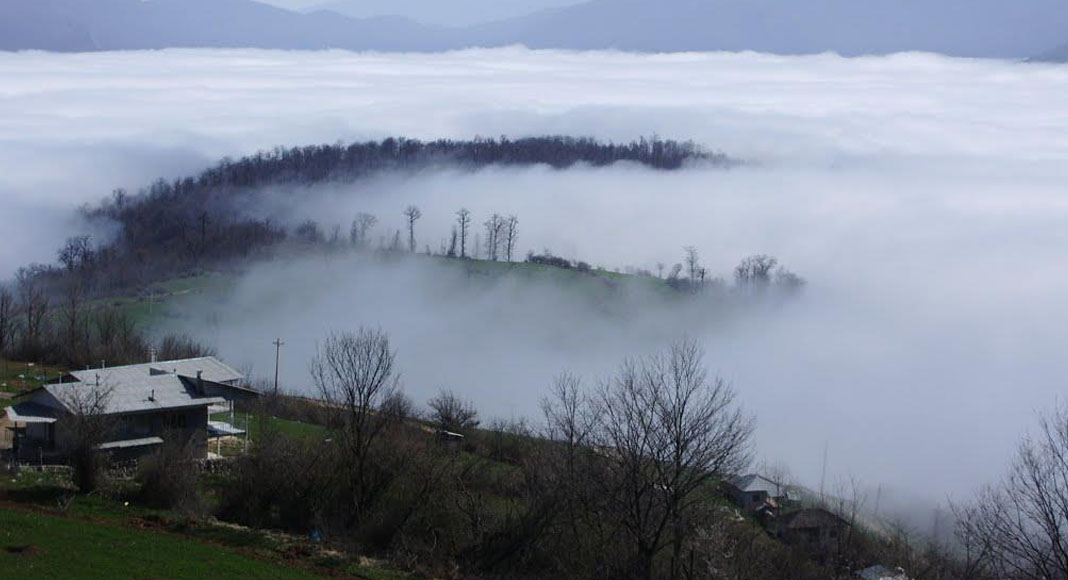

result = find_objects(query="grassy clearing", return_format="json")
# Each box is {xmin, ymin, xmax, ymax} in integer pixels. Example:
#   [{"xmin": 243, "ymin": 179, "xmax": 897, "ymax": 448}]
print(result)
[
  {"xmin": 0, "ymin": 507, "xmax": 325, "ymax": 580},
  {"xmin": 89, "ymin": 271, "xmax": 237, "ymax": 327},
  {"xmin": 0, "ymin": 359, "xmax": 67, "ymax": 396},
  {"xmin": 105, "ymin": 253, "xmax": 677, "ymax": 330},
  {"xmin": 0, "ymin": 468, "xmax": 421, "ymax": 580}
]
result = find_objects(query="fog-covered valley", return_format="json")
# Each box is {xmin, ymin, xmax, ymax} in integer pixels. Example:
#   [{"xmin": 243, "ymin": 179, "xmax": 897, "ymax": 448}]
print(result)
[{"xmin": 3, "ymin": 48, "xmax": 1068, "ymax": 524}]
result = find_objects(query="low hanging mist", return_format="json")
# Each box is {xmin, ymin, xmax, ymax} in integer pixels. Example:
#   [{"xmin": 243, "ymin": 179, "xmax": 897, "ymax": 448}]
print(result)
[{"xmin": 2, "ymin": 48, "xmax": 1068, "ymax": 513}]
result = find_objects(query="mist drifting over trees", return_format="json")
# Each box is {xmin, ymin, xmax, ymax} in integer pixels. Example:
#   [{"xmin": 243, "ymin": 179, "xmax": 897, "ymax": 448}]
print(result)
[{"xmin": 1, "ymin": 48, "xmax": 1068, "ymax": 535}]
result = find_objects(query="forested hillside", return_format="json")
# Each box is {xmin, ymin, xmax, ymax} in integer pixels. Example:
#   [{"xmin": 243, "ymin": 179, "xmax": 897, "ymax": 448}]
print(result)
[
  {"xmin": 51, "ymin": 137, "xmax": 719, "ymax": 291},
  {"xmin": 0, "ymin": 137, "xmax": 725, "ymax": 367}
]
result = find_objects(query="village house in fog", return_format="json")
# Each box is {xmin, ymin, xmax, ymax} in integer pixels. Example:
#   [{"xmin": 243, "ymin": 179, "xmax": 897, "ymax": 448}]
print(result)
[
  {"xmin": 776, "ymin": 507, "xmax": 851, "ymax": 554},
  {"xmin": 4, "ymin": 357, "xmax": 257, "ymax": 463},
  {"xmin": 726, "ymin": 473, "xmax": 797, "ymax": 517},
  {"xmin": 858, "ymin": 565, "xmax": 912, "ymax": 580}
]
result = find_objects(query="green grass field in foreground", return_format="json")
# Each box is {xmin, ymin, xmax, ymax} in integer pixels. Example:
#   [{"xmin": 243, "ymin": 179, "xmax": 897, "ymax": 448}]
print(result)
[{"xmin": 0, "ymin": 507, "xmax": 324, "ymax": 580}]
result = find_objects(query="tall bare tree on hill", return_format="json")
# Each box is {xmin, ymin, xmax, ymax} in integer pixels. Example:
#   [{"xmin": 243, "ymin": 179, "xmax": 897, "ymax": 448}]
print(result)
[
  {"xmin": 0, "ymin": 285, "xmax": 14, "ymax": 357},
  {"xmin": 59, "ymin": 280, "xmax": 90, "ymax": 367},
  {"xmin": 456, "ymin": 208, "xmax": 471, "ymax": 258},
  {"xmin": 484, "ymin": 214, "xmax": 504, "ymax": 261},
  {"xmin": 403, "ymin": 205, "xmax": 422, "ymax": 253},
  {"xmin": 15, "ymin": 266, "xmax": 49, "ymax": 358},
  {"xmin": 504, "ymin": 215, "xmax": 519, "ymax": 262},
  {"xmin": 350, "ymin": 212, "xmax": 378, "ymax": 248}
]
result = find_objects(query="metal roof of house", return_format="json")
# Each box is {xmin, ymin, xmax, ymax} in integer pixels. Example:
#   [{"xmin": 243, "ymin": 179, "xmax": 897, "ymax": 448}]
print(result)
[
  {"xmin": 859, "ymin": 565, "xmax": 911, "ymax": 580},
  {"xmin": 97, "ymin": 436, "xmax": 164, "ymax": 450},
  {"xmin": 68, "ymin": 356, "xmax": 243, "ymax": 387},
  {"xmin": 5, "ymin": 401, "xmax": 61, "ymax": 424},
  {"xmin": 208, "ymin": 421, "xmax": 246, "ymax": 438},
  {"xmin": 43, "ymin": 374, "xmax": 226, "ymax": 416},
  {"xmin": 730, "ymin": 474, "xmax": 789, "ymax": 495}
]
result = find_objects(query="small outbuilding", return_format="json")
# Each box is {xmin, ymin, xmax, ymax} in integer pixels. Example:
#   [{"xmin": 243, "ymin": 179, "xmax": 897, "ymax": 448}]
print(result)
[
  {"xmin": 777, "ymin": 508, "xmax": 850, "ymax": 553},
  {"xmin": 726, "ymin": 473, "xmax": 796, "ymax": 516},
  {"xmin": 858, "ymin": 565, "xmax": 911, "ymax": 580}
]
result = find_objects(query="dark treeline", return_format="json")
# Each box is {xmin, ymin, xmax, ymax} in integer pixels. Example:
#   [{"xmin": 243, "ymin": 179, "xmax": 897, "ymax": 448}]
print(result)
[
  {"xmin": 0, "ymin": 136, "xmax": 730, "ymax": 369},
  {"xmin": 18, "ymin": 136, "xmax": 721, "ymax": 295},
  {"xmin": 94, "ymin": 136, "xmax": 721, "ymax": 277}
]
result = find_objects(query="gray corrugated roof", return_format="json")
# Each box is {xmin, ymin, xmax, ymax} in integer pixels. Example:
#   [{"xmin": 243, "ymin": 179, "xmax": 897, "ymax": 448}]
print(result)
[
  {"xmin": 859, "ymin": 565, "xmax": 911, "ymax": 580},
  {"xmin": 44, "ymin": 374, "xmax": 225, "ymax": 415},
  {"xmin": 208, "ymin": 421, "xmax": 246, "ymax": 437},
  {"xmin": 5, "ymin": 401, "xmax": 61, "ymax": 423},
  {"xmin": 69, "ymin": 356, "xmax": 243, "ymax": 387},
  {"xmin": 730, "ymin": 474, "xmax": 788, "ymax": 495},
  {"xmin": 97, "ymin": 436, "xmax": 164, "ymax": 450}
]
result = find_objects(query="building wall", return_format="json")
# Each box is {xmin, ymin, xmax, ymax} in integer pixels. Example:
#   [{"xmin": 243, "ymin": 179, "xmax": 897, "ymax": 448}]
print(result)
[
  {"xmin": 113, "ymin": 407, "xmax": 209, "ymax": 457},
  {"xmin": 17, "ymin": 406, "xmax": 211, "ymax": 462}
]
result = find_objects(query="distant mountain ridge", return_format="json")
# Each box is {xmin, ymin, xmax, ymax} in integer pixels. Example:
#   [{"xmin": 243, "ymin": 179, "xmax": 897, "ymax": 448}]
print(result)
[
  {"xmin": 470, "ymin": 0, "xmax": 1068, "ymax": 58},
  {"xmin": 1031, "ymin": 42, "xmax": 1068, "ymax": 62},
  {"xmin": 4, "ymin": 0, "xmax": 1068, "ymax": 58},
  {"xmin": 0, "ymin": 0, "xmax": 448, "ymax": 52}
]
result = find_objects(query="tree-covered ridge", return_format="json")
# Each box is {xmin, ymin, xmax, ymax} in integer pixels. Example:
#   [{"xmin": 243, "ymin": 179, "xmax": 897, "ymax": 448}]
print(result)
[
  {"xmin": 187, "ymin": 136, "xmax": 724, "ymax": 188},
  {"xmin": 78, "ymin": 136, "xmax": 723, "ymax": 285}
]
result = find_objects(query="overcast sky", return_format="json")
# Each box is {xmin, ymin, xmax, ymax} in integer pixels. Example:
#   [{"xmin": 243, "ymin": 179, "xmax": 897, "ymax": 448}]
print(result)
[{"xmin": 258, "ymin": 0, "xmax": 583, "ymax": 26}]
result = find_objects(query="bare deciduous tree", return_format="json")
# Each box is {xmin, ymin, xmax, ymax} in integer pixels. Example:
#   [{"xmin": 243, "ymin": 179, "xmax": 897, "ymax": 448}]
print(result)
[
  {"xmin": 58, "ymin": 235, "xmax": 94, "ymax": 277},
  {"xmin": 595, "ymin": 338, "xmax": 754, "ymax": 580},
  {"xmin": 684, "ymin": 246, "xmax": 700, "ymax": 283},
  {"xmin": 351, "ymin": 212, "xmax": 378, "ymax": 248},
  {"xmin": 60, "ymin": 380, "xmax": 116, "ymax": 493},
  {"xmin": 955, "ymin": 404, "xmax": 1068, "ymax": 580},
  {"xmin": 734, "ymin": 254, "xmax": 778, "ymax": 291},
  {"xmin": 542, "ymin": 372, "xmax": 600, "ymax": 462},
  {"xmin": 310, "ymin": 328, "xmax": 402, "ymax": 523},
  {"xmin": 504, "ymin": 215, "xmax": 519, "ymax": 262},
  {"xmin": 60, "ymin": 281, "xmax": 90, "ymax": 367},
  {"xmin": 456, "ymin": 208, "xmax": 472, "ymax": 258},
  {"xmin": 403, "ymin": 205, "xmax": 422, "ymax": 253},
  {"xmin": 0, "ymin": 285, "xmax": 14, "ymax": 357},
  {"xmin": 15, "ymin": 266, "xmax": 50, "ymax": 358},
  {"xmin": 483, "ymin": 214, "xmax": 504, "ymax": 261}
]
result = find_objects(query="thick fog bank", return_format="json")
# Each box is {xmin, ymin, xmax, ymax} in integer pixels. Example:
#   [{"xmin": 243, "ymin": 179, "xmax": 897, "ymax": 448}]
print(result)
[
  {"xmin": 161, "ymin": 156, "xmax": 1068, "ymax": 512},
  {"xmin": 1, "ymin": 49, "xmax": 1068, "ymax": 512}
]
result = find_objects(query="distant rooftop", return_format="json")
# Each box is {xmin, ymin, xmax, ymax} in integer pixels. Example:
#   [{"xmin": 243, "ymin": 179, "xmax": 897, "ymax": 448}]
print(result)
[
  {"xmin": 43, "ymin": 374, "xmax": 227, "ymax": 415},
  {"xmin": 730, "ymin": 474, "xmax": 790, "ymax": 495},
  {"xmin": 68, "ymin": 356, "xmax": 243, "ymax": 387},
  {"xmin": 7, "ymin": 356, "xmax": 246, "ymax": 420}
]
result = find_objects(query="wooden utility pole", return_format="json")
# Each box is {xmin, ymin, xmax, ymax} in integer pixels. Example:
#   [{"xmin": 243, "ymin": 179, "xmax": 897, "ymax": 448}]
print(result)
[{"xmin": 272, "ymin": 338, "xmax": 284, "ymax": 393}]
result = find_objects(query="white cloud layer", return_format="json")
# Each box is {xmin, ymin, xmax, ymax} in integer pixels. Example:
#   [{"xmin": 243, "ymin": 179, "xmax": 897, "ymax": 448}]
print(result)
[{"xmin": 2, "ymin": 48, "xmax": 1068, "ymax": 513}]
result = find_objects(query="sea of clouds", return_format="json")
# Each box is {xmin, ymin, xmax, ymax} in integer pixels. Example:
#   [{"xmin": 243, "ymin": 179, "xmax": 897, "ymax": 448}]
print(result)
[{"xmin": 1, "ymin": 48, "xmax": 1067, "ymax": 522}]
